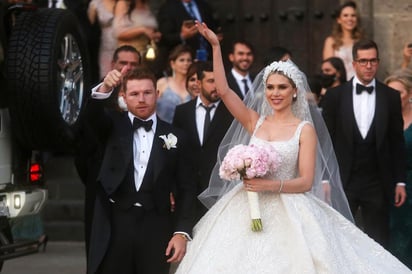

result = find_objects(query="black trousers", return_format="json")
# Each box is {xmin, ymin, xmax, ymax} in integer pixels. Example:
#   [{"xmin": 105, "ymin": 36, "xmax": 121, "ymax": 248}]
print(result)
[
  {"xmin": 97, "ymin": 205, "xmax": 172, "ymax": 274},
  {"xmin": 345, "ymin": 184, "xmax": 389, "ymax": 248}
]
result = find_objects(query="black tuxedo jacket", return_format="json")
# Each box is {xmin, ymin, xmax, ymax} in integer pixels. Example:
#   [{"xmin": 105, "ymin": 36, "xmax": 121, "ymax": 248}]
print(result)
[
  {"xmin": 321, "ymin": 79, "xmax": 406, "ymax": 197},
  {"xmin": 173, "ymin": 99, "xmax": 233, "ymax": 218},
  {"xmin": 85, "ymin": 99, "xmax": 196, "ymax": 273},
  {"xmin": 226, "ymin": 71, "xmax": 255, "ymax": 99}
]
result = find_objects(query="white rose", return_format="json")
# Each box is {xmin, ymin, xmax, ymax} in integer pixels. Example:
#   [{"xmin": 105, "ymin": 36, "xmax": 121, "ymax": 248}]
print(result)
[{"xmin": 159, "ymin": 133, "xmax": 177, "ymax": 150}]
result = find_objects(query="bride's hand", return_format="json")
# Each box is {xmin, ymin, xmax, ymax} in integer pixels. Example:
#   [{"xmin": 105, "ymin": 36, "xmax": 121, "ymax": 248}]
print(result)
[
  {"xmin": 244, "ymin": 178, "xmax": 276, "ymax": 192},
  {"xmin": 195, "ymin": 21, "xmax": 219, "ymax": 47}
]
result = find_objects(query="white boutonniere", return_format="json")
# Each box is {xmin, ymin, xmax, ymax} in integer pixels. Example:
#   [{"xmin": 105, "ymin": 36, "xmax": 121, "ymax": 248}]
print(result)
[{"xmin": 159, "ymin": 133, "xmax": 177, "ymax": 150}]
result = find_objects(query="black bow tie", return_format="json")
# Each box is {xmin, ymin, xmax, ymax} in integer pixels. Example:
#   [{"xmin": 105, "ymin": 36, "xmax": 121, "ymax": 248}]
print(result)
[
  {"xmin": 133, "ymin": 118, "xmax": 153, "ymax": 132},
  {"xmin": 356, "ymin": 83, "xmax": 374, "ymax": 95}
]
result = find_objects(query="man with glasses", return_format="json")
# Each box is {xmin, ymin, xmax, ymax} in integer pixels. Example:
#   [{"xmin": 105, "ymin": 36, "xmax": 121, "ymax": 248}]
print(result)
[{"xmin": 322, "ymin": 39, "xmax": 407, "ymax": 248}]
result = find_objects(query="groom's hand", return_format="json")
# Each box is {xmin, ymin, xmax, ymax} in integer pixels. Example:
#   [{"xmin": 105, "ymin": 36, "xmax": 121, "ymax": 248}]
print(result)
[
  {"xmin": 394, "ymin": 185, "xmax": 407, "ymax": 207},
  {"xmin": 166, "ymin": 234, "xmax": 187, "ymax": 263}
]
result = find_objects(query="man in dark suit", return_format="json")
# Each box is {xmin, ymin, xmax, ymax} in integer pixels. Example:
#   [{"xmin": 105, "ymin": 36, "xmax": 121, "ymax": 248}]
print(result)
[
  {"xmin": 226, "ymin": 40, "xmax": 255, "ymax": 99},
  {"xmin": 173, "ymin": 61, "xmax": 233, "ymax": 222},
  {"xmin": 322, "ymin": 39, "xmax": 407, "ymax": 247},
  {"xmin": 91, "ymin": 45, "xmax": 141, "ymax": 110},
  {"xmin": 85, "ymin": 68, "xmax": 195, "ymax": 274},
  {"xmin": 155, "ymin": 0, "xmax": 220, "ymax": 77},
  {"xmin": 74, "ymin": 45, "xmax": 141, "ymax": 257}
]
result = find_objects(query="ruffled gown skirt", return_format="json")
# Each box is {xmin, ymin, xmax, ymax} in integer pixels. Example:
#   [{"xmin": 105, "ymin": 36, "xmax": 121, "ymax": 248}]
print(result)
[{"xmin": 176, "ymin": 184, "xmax": 411, "ymax": 274}]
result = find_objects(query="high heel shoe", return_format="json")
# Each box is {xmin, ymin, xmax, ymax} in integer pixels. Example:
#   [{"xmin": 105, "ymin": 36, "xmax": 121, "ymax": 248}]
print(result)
[{"xmin": 38, "ymin": 234, "xmax": 48, "ymax": 252}]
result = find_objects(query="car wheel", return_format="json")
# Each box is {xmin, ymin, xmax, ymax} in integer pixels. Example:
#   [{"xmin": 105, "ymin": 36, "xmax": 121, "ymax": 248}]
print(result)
[{"xmin": 6, "ymin": 8, "xmax": 90, "ymax": 151}]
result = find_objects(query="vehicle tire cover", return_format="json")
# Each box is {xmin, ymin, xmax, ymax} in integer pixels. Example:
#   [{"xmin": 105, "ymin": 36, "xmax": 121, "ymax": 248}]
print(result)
[{"xmin": 7, "ymin": 8, "xmax": 90, "ymax": 151}]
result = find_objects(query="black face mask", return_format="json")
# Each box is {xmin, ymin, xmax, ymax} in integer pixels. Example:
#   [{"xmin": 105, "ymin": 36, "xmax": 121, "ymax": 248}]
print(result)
[{"xmin": 320, "ymin": 73, "xmax": 336, "ymax": 88}]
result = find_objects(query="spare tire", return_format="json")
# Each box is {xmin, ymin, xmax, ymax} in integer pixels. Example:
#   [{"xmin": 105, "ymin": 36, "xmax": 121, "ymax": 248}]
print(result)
[{"xmin": 6, "ymin": 8, "xmax": 90, "ymax": 151}]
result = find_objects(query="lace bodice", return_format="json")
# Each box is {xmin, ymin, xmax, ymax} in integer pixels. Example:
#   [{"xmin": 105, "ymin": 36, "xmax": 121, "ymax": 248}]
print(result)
[{"xmin": 250, "ymin": 117, "xmax": 309, "ymax": 181}]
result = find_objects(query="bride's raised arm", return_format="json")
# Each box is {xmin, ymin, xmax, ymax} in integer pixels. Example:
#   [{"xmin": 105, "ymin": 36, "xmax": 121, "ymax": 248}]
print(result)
[{"xmin": 196, "ymin": 22, "xmax": 258, "ymax": 133}]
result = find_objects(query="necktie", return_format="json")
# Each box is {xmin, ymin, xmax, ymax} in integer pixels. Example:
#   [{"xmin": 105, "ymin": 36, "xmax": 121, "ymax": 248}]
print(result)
[
  {"xmin": 201, "ymin": 104, "xmax": 215, "ymax": 142},
  {"xmin": 242, "ymin": 79, "xmax": 249, "ymax": 96},
  {"xmin": 187, "ymin": 2, "xmax": 197, "ymax": 20},
  {"xmin": 133, "ymin": 118, "xmax": 153, "ymax": 132},
  {"xmin": 356, "ymin": 83, "xmax": 374, "ymax": 95}
]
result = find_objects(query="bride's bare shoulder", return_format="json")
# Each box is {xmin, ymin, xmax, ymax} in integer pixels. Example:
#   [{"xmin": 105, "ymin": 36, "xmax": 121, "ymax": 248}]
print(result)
[{"xmin": 300, "ymin": 122, "xmax": 316, "ymax": 143}]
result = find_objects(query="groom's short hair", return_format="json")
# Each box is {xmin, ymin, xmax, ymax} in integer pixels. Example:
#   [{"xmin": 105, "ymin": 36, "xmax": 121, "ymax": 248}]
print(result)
[
  {"xmin": 122, "ymin": 68, "xmax": 157, "ymax": 92},
  {"xmin": 352, "ymin": 39, "xmax": 379, "ymax": 60}
]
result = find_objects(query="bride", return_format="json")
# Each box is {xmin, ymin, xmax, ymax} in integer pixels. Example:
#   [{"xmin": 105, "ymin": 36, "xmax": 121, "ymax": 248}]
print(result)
[{"xmin": 175, "ymin": 22, "xmax": 411, "ymax": 273}]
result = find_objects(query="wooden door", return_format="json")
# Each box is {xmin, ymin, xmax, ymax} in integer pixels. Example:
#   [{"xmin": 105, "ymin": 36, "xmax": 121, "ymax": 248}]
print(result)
[
  {"xmin": 151, "ymin": 0, "xmax": 340, "ymax": 76},
  {"xmin": 205, "ymin": 0, "xmax": 340, "ymax": 76}
]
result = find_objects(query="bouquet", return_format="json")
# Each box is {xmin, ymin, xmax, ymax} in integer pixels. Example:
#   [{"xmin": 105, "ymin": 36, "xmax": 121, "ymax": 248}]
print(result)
[{"xmin": 219, "ymin": 144, "xmax": 280, "ymax": 231}]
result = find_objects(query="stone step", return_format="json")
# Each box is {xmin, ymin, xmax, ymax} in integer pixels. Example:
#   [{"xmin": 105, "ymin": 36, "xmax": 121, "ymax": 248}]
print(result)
[
  {"xmin": 46, "ymin": 182, "xmax": 85, "ymax": 201},
  {"xmin": 45, "ymin": 155, "xmax": 85, "ymax": 201},
  {"xmin": 43, "ymin": 200, "xmax": 84, "ymax": 222},
  {"xmin": 44, "ymin": 220, "xmax": 84, "ymax": 241},
  {"xmin": 42, "ymin": 155, "xmax": 87, "ymax": 241}
]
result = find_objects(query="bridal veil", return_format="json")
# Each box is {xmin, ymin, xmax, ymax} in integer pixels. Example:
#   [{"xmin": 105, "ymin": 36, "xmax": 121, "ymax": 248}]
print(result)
[{"xmin": 199, "ymin": 60, "xmax": 354, "ymax": 222}]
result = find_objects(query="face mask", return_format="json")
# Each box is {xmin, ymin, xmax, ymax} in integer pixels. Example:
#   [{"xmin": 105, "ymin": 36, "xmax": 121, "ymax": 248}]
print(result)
[{"xmin": 320, "ymin": 73, "xmax": 336, "ymax": 88}]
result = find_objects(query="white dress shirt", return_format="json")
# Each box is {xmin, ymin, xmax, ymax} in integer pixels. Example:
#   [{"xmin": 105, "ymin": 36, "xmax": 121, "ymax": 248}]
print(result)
[
  {"xmin": 91, "ymin": 83, "xmax": 111, "ymax": 99},
  {"xmin": 128, "ymin": 113, "xmax": 157, "ymax": 192},
  {"xmin": 91, "ymin": 88, "xmax": 192, "ymax": 239},
  {"xmin": 91, "ymin": 87, "xmax": 156, "ymax": 191},
  {"xmin": 48, "ymin": 0, "xmax": 66, "ymax": 8},
  {"xmin": 91, "ymin": 83, "xmax": 128, "ymax": 110},
  {"xmin": 352, "ymin": 76, "xmax": 376, "ymax": 139},
  {"xmin": 195, "ymin": 97, "xmax": 219, "ymax": 145},
  {"xmin": 231, "ymin": 68, "xmax": 252, "ymax": 98}
]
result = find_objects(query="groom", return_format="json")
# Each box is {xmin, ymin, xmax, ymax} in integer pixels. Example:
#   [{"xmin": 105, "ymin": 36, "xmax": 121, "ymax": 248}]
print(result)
[{"xmin": 85, "ymin": 68, "xmax": 196, "ymax": 274}]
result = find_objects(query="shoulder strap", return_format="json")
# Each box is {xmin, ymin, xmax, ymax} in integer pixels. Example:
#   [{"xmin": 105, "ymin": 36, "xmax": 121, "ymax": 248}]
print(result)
[
  {"xmin": 251, "ymin": 116, "xmax": 265, "ymax": 137},
  {"xmin": 294, "ymin": 121, "xmax": 310, "ymax": 140}
]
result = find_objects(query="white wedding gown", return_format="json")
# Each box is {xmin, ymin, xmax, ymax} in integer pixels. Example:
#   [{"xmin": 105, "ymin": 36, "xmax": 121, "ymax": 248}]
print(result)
[{"xmin": 176, "ymin": 120, "xmax": 411, "ymax": 274}]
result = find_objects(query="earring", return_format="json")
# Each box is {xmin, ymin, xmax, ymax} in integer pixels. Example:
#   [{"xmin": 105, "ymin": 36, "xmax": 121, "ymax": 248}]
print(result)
[{"xmin": 293, "ymin": 94, "xmax": 297, "ymax": 98}]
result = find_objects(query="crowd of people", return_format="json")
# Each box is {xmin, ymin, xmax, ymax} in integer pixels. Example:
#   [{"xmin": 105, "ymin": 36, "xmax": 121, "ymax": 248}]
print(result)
[{"xmin": 69, "ymin": 0, "xmax": 412, "ymax": 273}]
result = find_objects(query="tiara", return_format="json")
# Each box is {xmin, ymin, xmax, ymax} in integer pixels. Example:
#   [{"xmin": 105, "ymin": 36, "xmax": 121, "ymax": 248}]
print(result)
[{"xmin": 262, "ymin": 60, "xmax": 303, "ymax": 87}]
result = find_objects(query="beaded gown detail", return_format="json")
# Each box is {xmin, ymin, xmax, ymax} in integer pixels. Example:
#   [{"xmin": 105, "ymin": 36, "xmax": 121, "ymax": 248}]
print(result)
[{"xmin": 176, "ymin": 118, "xmax": 411, "ymax": 274}]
